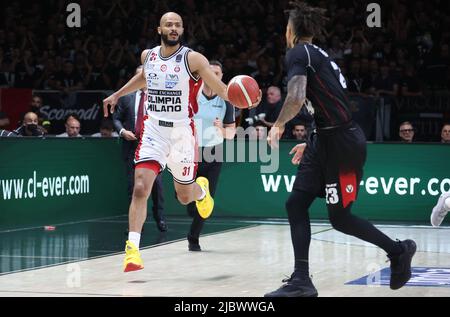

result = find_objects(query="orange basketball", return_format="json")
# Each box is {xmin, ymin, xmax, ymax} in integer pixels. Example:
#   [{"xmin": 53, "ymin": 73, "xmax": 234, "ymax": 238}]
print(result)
[{"xmin": 227, "ymin": 75, "xmax": 260, "ymax": 109}]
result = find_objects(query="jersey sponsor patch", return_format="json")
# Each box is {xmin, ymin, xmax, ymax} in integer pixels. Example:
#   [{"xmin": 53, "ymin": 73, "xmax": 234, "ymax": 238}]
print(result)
[
  {"xmin": 147, "ymin": 89, "xmax": 182, "ymax": 96},
  {"xmin": 147, "ymin": 73, "xmax": 159, "ymax": 88},
  {"xmin": 340, "ymin": 171, "xmax": 357, "ymax": 208},
  {"xmin": 166, "ymin": 82, "xmax": 177, "ymax": 89},
  {"xmin": 165, "ymin": 74, "xmax": 179, "ymax": 89},
  {"xmin": 166, "ymin": 74, "xmax": 179, "ymax": 81}
]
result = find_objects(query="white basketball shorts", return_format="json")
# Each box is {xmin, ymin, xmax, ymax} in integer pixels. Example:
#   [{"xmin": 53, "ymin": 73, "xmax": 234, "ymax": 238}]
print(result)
[{"xmin": 135, "ymin": 116, "xmax": 198, "ymax": 184}]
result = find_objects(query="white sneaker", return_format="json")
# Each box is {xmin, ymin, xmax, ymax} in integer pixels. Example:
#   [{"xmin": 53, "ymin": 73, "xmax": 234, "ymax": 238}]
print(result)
[{"xmin": 431, "ymin": 192, "xmax": 450, "ymax": 227}]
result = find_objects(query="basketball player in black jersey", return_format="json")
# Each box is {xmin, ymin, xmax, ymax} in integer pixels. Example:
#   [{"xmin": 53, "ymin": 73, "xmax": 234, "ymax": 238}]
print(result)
[{"xmin": 265, "ymin": 1, "xmax": 416, "ymax": 297}]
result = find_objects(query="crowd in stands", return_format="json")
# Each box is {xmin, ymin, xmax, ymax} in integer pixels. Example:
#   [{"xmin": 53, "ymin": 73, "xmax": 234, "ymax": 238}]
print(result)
[{"xmin": 0, "ymin": 0, "xmax": 449, "ymax": 142}]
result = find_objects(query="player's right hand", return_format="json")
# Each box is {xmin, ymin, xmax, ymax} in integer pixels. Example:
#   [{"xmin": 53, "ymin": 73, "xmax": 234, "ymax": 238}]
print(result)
[
  {"xmin": 249, "ymin": 89, "xmax": 263, "ymax": 109},
  {"xmin": 122, "ymin": 130, "xmax": 138, "ymax": 141},
  {"xmin": 103, "ymin": 93, "xmax": 119, "ymax": 117},
  {"xmin": 289, "ymin": 143, "xmax": 307, "ymax": 165}
]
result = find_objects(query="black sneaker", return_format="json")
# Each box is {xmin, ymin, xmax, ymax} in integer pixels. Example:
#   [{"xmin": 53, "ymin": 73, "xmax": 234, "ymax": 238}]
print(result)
[
  {"xmin": 187, "ymin": 235, "xmax": 201, "ymax": 252},
  {"xmin": 264, "ymin": 274, "xmax": 318, "ymax": 297},
  {"xmin": 388, "ymin": 239, "xmax": 417, "ymax": 290}
]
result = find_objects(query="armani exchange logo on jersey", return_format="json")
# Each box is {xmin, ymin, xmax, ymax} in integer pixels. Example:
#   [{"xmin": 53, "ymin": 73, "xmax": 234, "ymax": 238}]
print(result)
[{"xmin": 147, "ymin": 90, "xmax": 182, "ymax": 112}]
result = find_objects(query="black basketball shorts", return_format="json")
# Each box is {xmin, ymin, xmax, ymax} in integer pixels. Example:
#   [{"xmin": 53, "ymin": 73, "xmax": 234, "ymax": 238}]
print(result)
[{"xmin": 292, "ymin": 122, "xmax": 367, "ymax": 211}]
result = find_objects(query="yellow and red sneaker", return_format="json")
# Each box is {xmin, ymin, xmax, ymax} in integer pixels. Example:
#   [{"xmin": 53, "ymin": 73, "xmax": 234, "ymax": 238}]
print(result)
[{"xmin": 123, "ymin": 240, "xmax": 144, "ymax": 272}]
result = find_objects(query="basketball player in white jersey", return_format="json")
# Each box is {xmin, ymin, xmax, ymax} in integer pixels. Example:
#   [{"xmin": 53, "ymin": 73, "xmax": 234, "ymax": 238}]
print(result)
[{"xmin": 103, "ymin": 12, "xmax": 260, "ymax": 272}]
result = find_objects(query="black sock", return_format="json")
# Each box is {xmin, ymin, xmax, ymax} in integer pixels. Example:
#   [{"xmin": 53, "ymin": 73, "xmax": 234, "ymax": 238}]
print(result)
[
  {"xmin": 286, "ymin": 190, "xmax": 316, "ymax": 278},
  {"xmin": 294, "ymin": 260, "xmax": 309, "ymax": 277},
  {"xmin": 328, "ymin": 206, "xmax": 405, "ymax": 256},
  {"xmin": 187, "ymin": 234, "xmax": 199, "ymax": 244}
]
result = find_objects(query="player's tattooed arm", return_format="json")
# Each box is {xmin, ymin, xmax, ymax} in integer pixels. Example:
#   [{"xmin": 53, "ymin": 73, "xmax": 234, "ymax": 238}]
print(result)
[
  {"xmin": 267, "ymin": 75, "xmax": 306, "ymax": 148},
  {"xmin": 274, "ymin": 75, "xmax": 307, "ymax": 128}
]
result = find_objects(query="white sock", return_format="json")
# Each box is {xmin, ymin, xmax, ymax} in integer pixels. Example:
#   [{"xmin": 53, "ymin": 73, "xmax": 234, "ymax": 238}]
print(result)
[
  {"xmin": 198, "ymin": 187, "xmax": 206, "ymax": 201},
  {"xmin": 128, "ymin": 232, "xmax": 141, "ymax": 249}
]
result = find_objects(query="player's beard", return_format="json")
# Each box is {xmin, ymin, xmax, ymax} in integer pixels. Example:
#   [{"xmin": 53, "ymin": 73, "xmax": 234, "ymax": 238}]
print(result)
[{"xmin": 161, "ymin": 33, "xmax": 182, "ymax": 47}]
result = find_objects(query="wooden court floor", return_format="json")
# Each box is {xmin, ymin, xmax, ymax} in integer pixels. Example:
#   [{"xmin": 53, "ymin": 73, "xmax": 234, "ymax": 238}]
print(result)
[{"xmin": 0, "ymin": 216, "xmax": 449, "ymax": 297}]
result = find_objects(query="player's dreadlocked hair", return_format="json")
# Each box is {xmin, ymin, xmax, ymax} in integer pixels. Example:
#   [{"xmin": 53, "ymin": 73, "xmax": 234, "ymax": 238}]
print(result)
[{"xmin": 286, "ymin": 1, "xmax": 329, "ymax": 43}]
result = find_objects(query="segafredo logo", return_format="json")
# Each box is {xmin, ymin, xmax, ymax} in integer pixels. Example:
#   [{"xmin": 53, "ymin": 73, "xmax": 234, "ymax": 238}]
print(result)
[{"xmin": 40, "ymin": 105, "xmax": 100, "ymax": 121}]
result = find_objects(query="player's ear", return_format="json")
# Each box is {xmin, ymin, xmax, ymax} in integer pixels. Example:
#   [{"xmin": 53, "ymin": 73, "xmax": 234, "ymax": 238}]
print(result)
[{"xmin": 157, "ymin": 26, "xmax": 161, "ymax": 35}]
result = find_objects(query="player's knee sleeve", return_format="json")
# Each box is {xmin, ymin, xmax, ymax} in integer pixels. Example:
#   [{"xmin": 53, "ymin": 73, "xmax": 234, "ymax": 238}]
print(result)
[
  {"xmin": 286, "ymin": 190, "xmax": 315, "ymax": 222},
  {"xmin": 286, "ymin": 194, "xmax": 301, "ymax": 216},
  {"xmin": 328, "ymin": 206, "xmax": 352, "ymax": 233}
]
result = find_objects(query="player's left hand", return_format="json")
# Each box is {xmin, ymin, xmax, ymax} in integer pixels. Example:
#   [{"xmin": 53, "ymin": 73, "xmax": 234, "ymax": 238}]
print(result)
[{"xmin": 267, "ymin": 125, "xmax": 285, "ymax": 149}]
